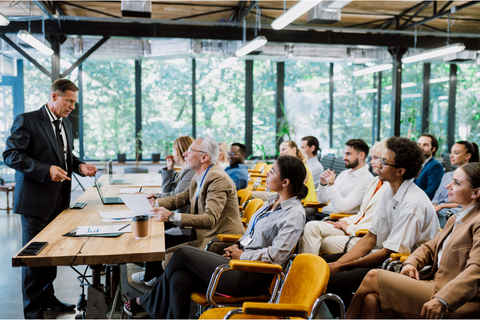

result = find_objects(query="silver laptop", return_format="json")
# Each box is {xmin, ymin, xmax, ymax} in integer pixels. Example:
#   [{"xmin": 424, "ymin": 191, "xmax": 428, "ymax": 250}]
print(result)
[
  {"xmin": 107, "ymin": 160, "xmax": 134, "ymax": 184},
  {"xmin": 94, "ymin": 178, "xmax": 124, "ymax": 204}
]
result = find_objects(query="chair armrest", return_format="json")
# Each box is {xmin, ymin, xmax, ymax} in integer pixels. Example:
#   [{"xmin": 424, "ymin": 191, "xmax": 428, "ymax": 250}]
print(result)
[
  {"xmin": 303, "ymin": 202, "xmax": 328, "ymax": 208},
  {"xmin": 390, "ymin": 253, "xmax": 411, "ymax": 261},
  {"xmin": 242, "ymin": 302, "xmax": 309, "ymax": 318},
  {"xmin": 355, "ymin": 229, "xmax": 369, "ymax": 237},
  {"xmin": 217, "ymin": 234, "xmax": 242, "ymax": 242},
  {"xmin": 229, "ymin": 260, "xmax": 283, "ymax": 274},
  {"xmin": 329, "ymin": 213, "xmax": 355, "ymax": 220},
  {"xmin": 248, "ymin": 169, "xmax": 261, "ymax": 173},
  {"xmin": 249, "ymin": 173, "xmax": 267, "ymax": 178},
  {"xmin": 400, "ymin": 256, "xmax": 409, "ymax": 263}
]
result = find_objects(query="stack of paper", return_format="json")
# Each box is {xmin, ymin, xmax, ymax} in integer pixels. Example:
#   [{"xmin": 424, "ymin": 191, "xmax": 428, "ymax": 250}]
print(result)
[{"xmin": 76, "ymin": 224, "xmax": 132, "ymax": 235}]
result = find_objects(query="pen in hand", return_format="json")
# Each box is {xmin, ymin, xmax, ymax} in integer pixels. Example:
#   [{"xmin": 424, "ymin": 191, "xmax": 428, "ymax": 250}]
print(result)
[{"xmin": 118, "ymin": 224, "xmax": 130, "ymax": 231}]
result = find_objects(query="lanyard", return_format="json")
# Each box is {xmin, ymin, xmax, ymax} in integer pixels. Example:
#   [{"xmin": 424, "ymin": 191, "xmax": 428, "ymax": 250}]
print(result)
[
  {"xmin": 196, "ymin": 164, "xmax": 213, "ymax": 200},
  {"xmin": 249, "ymin": 205, "xmax": 273, "ymax": 236}
]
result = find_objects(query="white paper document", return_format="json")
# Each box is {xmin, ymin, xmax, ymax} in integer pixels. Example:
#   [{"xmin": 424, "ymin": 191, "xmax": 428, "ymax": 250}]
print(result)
[
  {"xmin": 136, "ymin": 182, "xmax": 161, "ymax": 187},
  {"xmin": 118, "ymin": 194, "xmax": 154, "ymax": 216},
  {"xmin": 98, "ymin": 210, "xmax": 136, "ymax": 222},
  {"xmin": 118, "ymin": 188, "xmax": 141, "ymax": 194},
  {"xmin": 76, "ymin": 224, "xmax": 132, "ymax": 235}
]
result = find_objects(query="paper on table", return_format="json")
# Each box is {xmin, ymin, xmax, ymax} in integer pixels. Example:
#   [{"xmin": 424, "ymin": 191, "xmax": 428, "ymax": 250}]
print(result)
[
  {"xmin": 101, "ymin": 218, "xmax": 133, "ymax": 222},
  {"xmin": 118, "ymin": 188, "xmax": 141, "ymax": 194},
  {"xmin": 136, "ymin": 182, "xmax": 161, "ymax": 187},
  {"xmin": 119, "ymin": 194, "xmax": 154, "ymax": 216},
  {"xmin": 99, "ymin": 211, "xmax": 136, "ymax": 219},
  {"xmin": 76, "ymin": 224, "xmax": 132, "ymax": 235}
]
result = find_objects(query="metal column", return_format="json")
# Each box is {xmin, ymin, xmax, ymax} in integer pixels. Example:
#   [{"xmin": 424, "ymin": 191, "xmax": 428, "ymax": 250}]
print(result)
[
  {"xmin": 78, "ymin": 64, "xmax": 84, "ymax": 160},
  {"xmin": 192, "ymin": 59, "xmax": 196, "ymax": 139},
  {"xmin": 329, "ymin": 63, "xmax": 334, "ymax": 148},
  {"xmin": 245, "ymin": 60, "xmax": 253, "ymax": 157},
  {"xmin": 447, "ymin": 64, "xmax": 457, "ymax": 151},
  {"xmin": 135, "ymin": 60, "xmax": 142, "ymax": 160},
  {"xmin": 376, "ymin": 71, "xmax": 382, "ymax": 142},
  {"xmin": 276, "ymin": 62, "xmax": 285, "ymax": 152},
  {"xmin": 388, "ymin": 47, "xmax": 407, "ymax": 137},
  {"xmin": 421, "ymin": 63, "xmax": 431, "ymax": 134},
  {"xmin": 50, "ymin": 34, "xmax": 61, "ymax": 81}
]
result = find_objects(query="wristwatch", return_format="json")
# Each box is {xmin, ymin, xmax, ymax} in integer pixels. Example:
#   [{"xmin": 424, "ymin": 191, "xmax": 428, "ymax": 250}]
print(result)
[
  {"xmin": 168, "ymin": 214, "xmax": 175, "ymax": 223},
  {"xmin": 328, "ymin": 181, "xmax": 334, "ymax": 186}
]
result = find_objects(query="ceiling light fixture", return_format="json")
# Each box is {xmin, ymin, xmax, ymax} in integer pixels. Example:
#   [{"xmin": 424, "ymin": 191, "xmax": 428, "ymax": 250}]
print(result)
[
  {"xmin": 402, "ymin": 43, "xmax": 465, "ymax": 64},
  {"xmin": 356, "ymin": 88, "xmax": 378, "ymax": 94},
  {"xmin": 17, "ymin": 30, "xmax": 54, "ymax": 56},
  {"xmin": 218, "ymin": 57, "xmax": 238, "ymax": 69},
  {"xmin": 0, "ymin": 12, "xmax": 10, "ymax": 26},
  {"xmin": 271, "ymin": 0, "xmax": 323, "ymax": 30},
  {"xmin": 235, "ymin": 36, "xmax": 267, "ymax": 57},
  {"xmin": 430, "ymin": 77, "xmax": 449, "ymax": 83},
  {"xmin": 353, "ymin": 64, "xmax": 392, "ymax": 77}
]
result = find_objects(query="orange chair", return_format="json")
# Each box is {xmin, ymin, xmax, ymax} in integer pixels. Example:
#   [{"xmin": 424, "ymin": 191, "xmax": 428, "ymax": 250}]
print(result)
[
  {"xmin": 237, "ymin": 189, "xmax": 252, "ymax": 214},
  {"xmin": 240, "ymin": 199, "xmax": 263, "ymax": 228},
  {"xmin": 248, "ymin": 164, "xmax": 273, "ymax": 192}
]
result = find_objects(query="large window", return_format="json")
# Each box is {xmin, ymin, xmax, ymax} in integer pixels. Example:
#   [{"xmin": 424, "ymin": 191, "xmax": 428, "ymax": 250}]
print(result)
[
  {"xmin": 0, "ymin": 86, "xmax": 14, "ymax": 155},
  {"xmin": 380, "ymin": 69, "xmax": 392, "ymax": 141},
  {"xmin": 142, "ymin": 59, "xmax": 192, "ymax": 159},
  {"xmin": 429, "ymin": 63, "xmax": 449, "ymax": 154},
  {"xmin": 23, "ymin": 59, "xmax": 51, "ymax": 112},
  {"xmin": 252, "ymin": 60, "xmax": 276, "ymax": 158},
  {"xmin": 456, "ymin": 64, "xmax": 480, "ymax": 144},
  {"xmin": 400, "ymin": 63, "xmax": 422, "ymax": 139},
  {"xmin": 196, "ymin": 57, "xmax": 245, "ymax": 145},
  {"xmin": 82, "ymin": 60, "xmax": 136, "ymax": 160},
  {"xmin": 284, "ymin": 61, "xmax": 330, "ymax": 152}
]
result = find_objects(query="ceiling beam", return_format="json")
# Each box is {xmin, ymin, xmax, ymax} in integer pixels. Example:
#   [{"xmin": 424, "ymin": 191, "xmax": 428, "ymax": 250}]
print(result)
[
  {"xmin": 61, "ymin": 1, "xmax": 122, "ymax": 19},
  {"xmin": 400, "ymin": 1, "xmax": 433, "ymax": 29},
  {"xmin": 402, "ymin": 1, "xmax": 479, "ymax": 30},
  {"xmin": 2, "ymin": 20, "xmax": 480, "ymax": 50},
  {"xmin": 236, "ymin": 0, "xmax": 260, "ymax": 22},
  {"xmin": 173, "ymin": 8, "xmax": 234, "ymax": 21},
  {"xmin": 229, "ymin": 1, "xmax": 245, "ymax": 22},
  {"xmin": 61, "ymin": 36, "xmax": 110, "ymax": 78},
  {"xmin": 33, "ymin": 0, "xmax": 55, "ymax": 19}
]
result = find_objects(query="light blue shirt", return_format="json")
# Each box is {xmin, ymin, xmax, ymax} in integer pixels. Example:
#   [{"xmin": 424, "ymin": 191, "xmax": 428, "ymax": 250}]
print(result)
[{"xmin": 431, "ymin": 171, "xmax": 460, "ymax": 209}]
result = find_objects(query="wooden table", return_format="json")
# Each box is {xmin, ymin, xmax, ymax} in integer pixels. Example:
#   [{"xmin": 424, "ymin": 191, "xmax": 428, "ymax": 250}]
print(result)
[
  {"xmin": 12, "ymin": 184, "xmax": 165, "ymax": 318},
  {"xmin": 98, "ymin": 173, "xmax": 163, "ymax": 188}
]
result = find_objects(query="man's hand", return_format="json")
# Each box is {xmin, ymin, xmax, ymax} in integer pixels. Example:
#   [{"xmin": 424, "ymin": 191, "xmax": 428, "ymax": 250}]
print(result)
[
  {"xmin": 165, "ymin": 155, "xmax": 175, "ymax": 171},
  {"xmin": 79, "ymin": 163, "xmax": 97, "ymax": 177},
  {"xmin": 433, "ymin": 204, "xmax": 442, "ymax": 213},
  {"xmin": 326, "ymin": 221, "xmax": 342, "ymax": 229},
  {"xmin": 328, "ymin": 262, "xmax": 342, "ymax": 274},
  {"xmin": 400, "ymin": 264, "xmax": 419, "ymax": 280},
  {"xmin": 150, "ymin": 207, "xmax": 173, "ymax": 222},
  {"xmin": 420, "ymin": 298, "xmax": 446, "ymax": 319},
  {"xmin": 320, "ymin": 169, "xmax": 336, "ymax": 185},
  {"xmin": 223, "ymin": 244, "xmax": 243, "ymax": 260},
  {"xmin": 49, "ymin": 165, "xmax": 71, "ymax": 182},
  {"xmin": 146, "ymin": 193, "xmax": 157, "ymax": 207}
]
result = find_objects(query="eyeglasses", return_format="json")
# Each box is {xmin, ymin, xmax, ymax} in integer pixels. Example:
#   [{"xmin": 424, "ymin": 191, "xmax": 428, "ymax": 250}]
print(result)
[
  {"xmin": 371, "ymin": 156, "xmax": 380, "ymax": 161},
  {"xmin": 380, "ymin": 158, "xmax": 402, "ymax": 168},
  {"xmin": 227, "ymin": 152, "xmax": 243, "ymax": 156},
  {"xmin": 187, "ymin": 146, "xmax": 206, "ymax": 154}
]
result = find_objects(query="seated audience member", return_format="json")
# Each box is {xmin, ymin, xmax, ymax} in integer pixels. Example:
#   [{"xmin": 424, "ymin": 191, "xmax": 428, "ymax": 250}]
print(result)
[
  {"xmin": 322, "ymin": 137, "xmax": 441, "ymax": 317},
  {"xmin": 217, "ymin": 142, "xmax": 230, "ymax": 169},
  {"xmin": 123, "ymin": 156, "xmax": 308, "ymax": 319},
  {"xmin": 313, "ymin": 139, "xmax": 374, "ymax": 221},
  {"xmin": 131, "ymin": 136, "xmax": 196, "ymax": 286},
  {"xmin": 301, "ymin": 136, "xmax": 324, "ymax": 187},
  {"xmin": 415, "ymin": 134, "xmax": 444, "ymax": 200},
  {"xmin": 299, "ymin": 141, "xmax": 389, "ymax": 255},
  {"xmin": 432, "ymin": 141, "xmax": 479, "ymax": 228},
  {"xmin": 147, "ymin": 136, "xmax": 244, "ymax": 270},
  {"xmin": 347, "ymin": 162, "xmax": 480, "ymax": 319},
  {"xmin": 224, "ymin": 143, "xmax": 249, "ymax": 190}
]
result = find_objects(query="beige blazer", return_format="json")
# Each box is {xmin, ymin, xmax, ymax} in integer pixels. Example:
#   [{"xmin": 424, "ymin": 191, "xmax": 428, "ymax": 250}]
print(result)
[
  {"xmin": 157, "ymin": 164, "xmax": 245, "ymax": 249},
  {"xmin": 405, "ymin": 202, "xmax": 480, "ymax": 316},
  {"xmin": 342, "ymin": 177, "xmax": 389, "ymax": 235}
]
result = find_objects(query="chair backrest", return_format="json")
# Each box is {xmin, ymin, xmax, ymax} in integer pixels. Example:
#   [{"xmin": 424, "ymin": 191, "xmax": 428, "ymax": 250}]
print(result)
[
  {"xmin": 251, "ymin": 162, "xmax": 267, "ymax": 173},
  {"xmin": 320, "ymin": 155, "xmax": 335, "ymax": 171},
  {"xmin": 279, "ymin": 254, "xmax": 330, "ymax": 312},
  {"xmin": 262, "ymin": 164, "xmax": 273, "ymax": 175},
  {"xmin": 237, "ymin": 189, "xmax": 252, "ymax": 207},
  {"xmin": 331, "ymin": 157, "xmax": 347, "ymax": 175},
  {"xmin": 442, "ymin": 153, "xmax": 457, "ymax": 173},
  {"xmin": 124, "ymin": 167, "xmax": 149, "ymax": 174},
  {"xmin": 242, "ymin": 199, "xmax": 264, "ymax": 223}
]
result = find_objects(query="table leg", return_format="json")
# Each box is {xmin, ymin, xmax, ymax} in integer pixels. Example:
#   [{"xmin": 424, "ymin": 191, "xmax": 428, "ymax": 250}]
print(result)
[{"xmin": 86, "ymin": 265, "xmax": 108, "ymax": 319}]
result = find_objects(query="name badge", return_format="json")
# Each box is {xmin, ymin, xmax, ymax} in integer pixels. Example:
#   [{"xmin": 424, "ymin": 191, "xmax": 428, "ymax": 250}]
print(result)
[{"xmin": 240, "ymin": 236, "xmax": 253, "ymax": 248}]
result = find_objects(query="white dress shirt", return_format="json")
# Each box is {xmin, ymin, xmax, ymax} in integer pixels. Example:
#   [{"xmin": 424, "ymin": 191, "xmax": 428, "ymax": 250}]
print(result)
[
  {"xmin": 317, "ymin": 165, "xmax": 374, "ymax": 214},
  {"xmin": 369, "ymin": 179, "xmax": 441, "ymax": 253},
  {"xmin": 44, "ymin": 105, "xmax": 68, "ymax": 170},
  {"xmin": 307, "ymin": 156, "xmax": 324, "ymax": 187}
]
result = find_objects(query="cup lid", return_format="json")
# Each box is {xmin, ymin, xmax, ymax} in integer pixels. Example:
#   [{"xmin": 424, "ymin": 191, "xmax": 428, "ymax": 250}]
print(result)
[{"xmin": 133, "ymin": 215, "xmax": 150, "ymax": 222}]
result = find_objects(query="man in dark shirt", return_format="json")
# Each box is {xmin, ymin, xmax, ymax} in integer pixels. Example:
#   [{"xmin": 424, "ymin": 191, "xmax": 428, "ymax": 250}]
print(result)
[{"xmin": 224, "ymin": 143, "xmax": 249, "ymax": 190}]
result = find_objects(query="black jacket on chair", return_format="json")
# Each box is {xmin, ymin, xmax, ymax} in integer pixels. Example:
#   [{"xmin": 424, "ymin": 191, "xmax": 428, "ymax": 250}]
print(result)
[{"xmin": 2, "ymin": 105, "xmax": 84, "ymax": 218}]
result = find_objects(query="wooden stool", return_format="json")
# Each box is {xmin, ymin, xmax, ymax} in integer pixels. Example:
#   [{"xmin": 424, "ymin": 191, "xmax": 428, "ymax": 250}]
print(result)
[{"xmin": 0, "ymin": 183, "xmax": 15, "ymax": 214}]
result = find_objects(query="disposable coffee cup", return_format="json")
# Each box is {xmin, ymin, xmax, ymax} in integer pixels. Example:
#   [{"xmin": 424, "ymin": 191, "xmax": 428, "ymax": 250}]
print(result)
[{"xmin": 132, "ymin": 215, "xmax": 150, "ymax": 240}]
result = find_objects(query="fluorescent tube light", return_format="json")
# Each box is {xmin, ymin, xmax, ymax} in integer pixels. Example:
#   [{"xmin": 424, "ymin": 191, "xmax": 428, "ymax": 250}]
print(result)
[
  {"xmin": 439, "ymin": 96, "xmax": 448, "ymax": 100},
  {"xmin": 402, "ymin": 43, "xmax": 465, "ymax": 64},
  {"xmin": 475, "ymin": 72, "xmax": 480, "ymax": 77},
  {"xmin": 353, "ymin": 64, "xmax": 392, "ymax": 77},
  {"xmin": 235, "ymin": 36, "xmax": 267, "ymax": 57},
  {"xmin": 356, "ymin": 88, "xmax": 377, "ymax": 94},
  {"xmin": 218, "ymin": 57, "xmax": 238, "ymax": 69},
  {"xmin": 0, "ymin": 12, "xmax": 10, "ymax": 26},
  {"xmin": 402, "ymin": 93, "xmax": 422, "ymax": 98},
  {"xmin": 430, "ymin": 77, "xmax": 449, "ymax": 83},
  {"xmin": 271, "ymin": 0, "xmax": 323, "ymax": 30},
  {"xmin": 17, "ymin": 30, "xmax": 54, "ymax": 56}
]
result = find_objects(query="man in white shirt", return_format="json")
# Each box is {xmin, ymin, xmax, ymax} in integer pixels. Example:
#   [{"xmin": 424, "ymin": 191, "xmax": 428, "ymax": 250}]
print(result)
[
  {"xmin": 321, "ymin": 137, "xmax": 441, "ymax": 317},
  {"xmin": 300, "ymin": 136, "xmax": 324, "ymax": 188},
  {"xmin": 311, "ymin": 139, "xmax": 374, "ymax": 221}
]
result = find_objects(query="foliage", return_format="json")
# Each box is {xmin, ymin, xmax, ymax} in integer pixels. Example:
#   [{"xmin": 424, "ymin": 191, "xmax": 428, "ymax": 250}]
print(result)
[{"xmin": 456, "ymin": 64, "xmax": 480, "ymax": 147}]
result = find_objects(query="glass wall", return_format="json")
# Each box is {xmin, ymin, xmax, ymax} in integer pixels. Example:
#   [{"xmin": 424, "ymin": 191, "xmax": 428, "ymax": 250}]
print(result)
[
  {"xmin": 252, "ymin": 60, "xmax": 276, "ymax": 158},
  {"xmin": 456, "ymin": 64, "xmax": 480, "ymax": 144},
  {"xmin": 23, "ymin": 59, "xmax": 51, "ymax": 112},
  {"xmin": 142, "ymin": 59, "xmax": 193, "ymax": 159},
  {"xmin": 429, "ymin": 63, "xmax": 450, "ymax": 154},
  {"xmin": 0, "ymin": 86, "xmax": 14, "ymax": 155},
  {"xmin": 284, "ymin": 61, "xmax": 330, "ymax": 153},
  {"xmin": 400, "ymin": 63, "xmax": 422, "ymax": 139},
  {"xmin": 380, "ymin": 69, "xmax": 392, "ymax": 141},
  {"xmin": 196, "ymin": 57, "xmax": 245, "ymax": 145},
  {"xmin": 82, "ymin": 59, "xmax": 136, "ymax": 160}
]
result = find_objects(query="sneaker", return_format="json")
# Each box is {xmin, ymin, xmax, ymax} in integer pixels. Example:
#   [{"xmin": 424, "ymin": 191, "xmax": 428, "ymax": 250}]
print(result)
[
  {"xmin": 144, "ymin": 277, "xmax": 157, "ymax": 287},
  {"xmin": 131, "ymin": 271, "xmax": 145, "ymax": 284}
]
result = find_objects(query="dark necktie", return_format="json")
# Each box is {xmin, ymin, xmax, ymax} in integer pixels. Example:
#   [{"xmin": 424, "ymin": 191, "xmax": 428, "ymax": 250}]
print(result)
[{"xmin": 53, "ymin": 119, "xmax": 66, "ymax": 169}]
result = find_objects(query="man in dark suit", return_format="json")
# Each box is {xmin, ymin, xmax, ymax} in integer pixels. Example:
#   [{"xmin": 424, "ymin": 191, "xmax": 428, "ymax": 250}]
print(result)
[
  {"xmin": 415, "ymin": 134, "xmax": 444, "ymax": 200},
  {"xmin": 3, "ymin": 79, "xmax": 97, "ymax": 319}
]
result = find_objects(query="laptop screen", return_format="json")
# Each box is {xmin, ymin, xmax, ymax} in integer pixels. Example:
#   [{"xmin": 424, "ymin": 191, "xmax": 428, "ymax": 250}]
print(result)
[
  {"xmin": 108, "ymin": 160, "xmax": 113, "ymax": 183},
  {"xmin": 94, "ymin": 178, "xmax": 105, "ymax": 201}
]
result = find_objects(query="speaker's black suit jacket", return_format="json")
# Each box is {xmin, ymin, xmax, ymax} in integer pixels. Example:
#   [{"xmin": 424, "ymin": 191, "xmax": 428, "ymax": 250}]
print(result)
[{"xmin": 3, "ymin": 105, "xmax": 84, "ymax": 218}]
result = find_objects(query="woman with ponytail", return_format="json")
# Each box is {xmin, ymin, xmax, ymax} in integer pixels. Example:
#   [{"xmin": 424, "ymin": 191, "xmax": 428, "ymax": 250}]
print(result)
[
  {"xmin": 432, "ymin": 140, "xmax": 479, "ymax": 227},
  {"xmin": 124, "ymin": 156, "xmax": 307, "ymax": 319}
]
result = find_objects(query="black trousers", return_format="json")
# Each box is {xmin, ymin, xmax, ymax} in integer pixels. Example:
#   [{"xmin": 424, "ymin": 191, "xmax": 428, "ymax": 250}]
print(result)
[
  {"xmin": 139, "ymin": 246, "xmax": 273, "ymax": 319},
  {"xmin": 321, "ymin": 253, "xmax": 377, "ymax": 318},
  {"xmin": 21, "ymin": 181, "xmax": 70, "ymax": 319}
]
